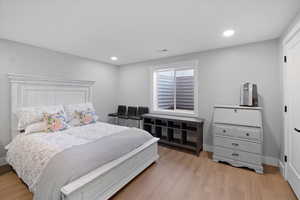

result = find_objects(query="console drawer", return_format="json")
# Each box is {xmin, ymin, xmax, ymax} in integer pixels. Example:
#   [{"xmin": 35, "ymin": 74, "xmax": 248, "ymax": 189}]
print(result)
[{"xmin": 214, "ymin": 136, "xmax": 262, "ymax": 154}]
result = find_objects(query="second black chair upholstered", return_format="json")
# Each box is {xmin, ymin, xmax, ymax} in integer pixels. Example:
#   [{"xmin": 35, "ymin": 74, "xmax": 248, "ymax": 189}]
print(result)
[
  {"xmin": 120, "ymin": 106, "xmax": 137, "ymax": 119},
  {"xmin": 129, "ymin": 106, "xmax": 149, "ymax": 128},
  {"xmin": 128, "ymin": 106, "xmax": 138, "ymax": 118},
  {"xmin": 128, "ymin": 107, "xmax": 147, "ymax": 120}
]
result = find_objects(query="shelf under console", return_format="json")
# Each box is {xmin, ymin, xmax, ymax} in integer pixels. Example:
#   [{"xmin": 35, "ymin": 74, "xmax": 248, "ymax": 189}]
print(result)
[{"xmin": 142, "ymin": 113, "xmax": 204, "ymax": 156}]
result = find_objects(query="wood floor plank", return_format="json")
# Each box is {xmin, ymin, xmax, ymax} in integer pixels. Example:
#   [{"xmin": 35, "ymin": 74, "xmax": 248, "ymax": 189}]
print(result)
[{"xmin": 0, "ymin": 146, "xmax": 297, "ymax": 200}]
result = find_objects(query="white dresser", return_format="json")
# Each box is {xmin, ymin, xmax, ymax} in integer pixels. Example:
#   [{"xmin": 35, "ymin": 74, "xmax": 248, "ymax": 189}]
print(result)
[{"xmin": 212, "ymin": 105, "xmax": 263, "ymax": 174}]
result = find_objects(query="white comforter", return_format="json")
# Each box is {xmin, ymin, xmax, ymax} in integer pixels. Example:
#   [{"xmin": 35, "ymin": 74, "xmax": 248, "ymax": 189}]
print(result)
[{"xmin": 6, "ymin": 122, "xmax": 128, "ymax": 193}]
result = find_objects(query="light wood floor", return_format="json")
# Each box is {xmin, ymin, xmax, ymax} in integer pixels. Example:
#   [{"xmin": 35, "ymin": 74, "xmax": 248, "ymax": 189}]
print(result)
[{"xmin": 0, "ymin": 146, "xmax": 297, "ymax": 200}]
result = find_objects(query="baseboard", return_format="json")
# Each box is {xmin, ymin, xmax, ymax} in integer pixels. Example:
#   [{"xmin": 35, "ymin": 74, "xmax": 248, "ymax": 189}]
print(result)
[
  {"xmin": 262, "ymin": 156, "xmax": 279, "ymax": 167},
  {"xmin": 203, "ymin": 143, "xmax": 214, "ymax": 152},
  {"xmin": 0, "ymin": 157, "xmax": 7, "ymax": 166},
  {"xmin": 203, "ymin": 144, "xmax": 279, "ymax": 167},
  {"xmin": 279, "ymin": 160, "xmax": 286, "ymax": 179}
]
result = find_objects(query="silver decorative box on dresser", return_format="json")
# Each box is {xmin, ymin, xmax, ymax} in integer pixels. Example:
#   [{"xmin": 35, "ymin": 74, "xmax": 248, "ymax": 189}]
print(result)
[{"xmin": 212, "ymin": 105, "xmax": 263, "ymax": 174}]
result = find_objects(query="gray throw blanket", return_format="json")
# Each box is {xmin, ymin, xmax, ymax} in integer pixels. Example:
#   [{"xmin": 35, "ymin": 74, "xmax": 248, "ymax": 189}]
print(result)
[{"xmin": 33, "ymin": 128, "xmax": 153, "ymax": 200}]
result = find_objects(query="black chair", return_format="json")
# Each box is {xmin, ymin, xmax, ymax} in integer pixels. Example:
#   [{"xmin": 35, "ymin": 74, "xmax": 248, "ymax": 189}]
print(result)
[
  {"xmin": 138, "ymin": 106, "xmax": 149, "ymax": 117},
  {"xmin": 108, "ymin": 105, "xmax": 127, "ymax": 117},
  {"xmin": 127, "ymin": 106, "xmax": 138, "ymax": 118},
  {"xmin": 129, "ymin": 106, "xmax": 149, "ymax": 128},
  {"xmin": 119, "ymin": 106, "xmax": 137, "ymax": 119}
]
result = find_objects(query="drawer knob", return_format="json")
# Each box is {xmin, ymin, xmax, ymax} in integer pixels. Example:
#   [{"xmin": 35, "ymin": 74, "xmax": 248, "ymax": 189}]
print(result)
[
  {"xmin": 232, "ymin": 143, "xmax": 239, "ymax": 146},
  {"xmin": 246, "ymin": 133, "xmax": 250, "ymax": 136},
  {"xmin": 223, "ymin": 130, "xmax": 226, "ymax": 133},
  {"xmin": 232, "ymin": 153, "xmax": 239, "ymax": 156},
  {"xmin": 234, "ymin": 109, "xmax": 237, "ymax": 113}
]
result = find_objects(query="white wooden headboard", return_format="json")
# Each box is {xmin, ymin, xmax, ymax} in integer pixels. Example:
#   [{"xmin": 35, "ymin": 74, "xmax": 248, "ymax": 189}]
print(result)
[{"xmin": 8, "ymin": 73, "xmax": 95, "ymax": 139}]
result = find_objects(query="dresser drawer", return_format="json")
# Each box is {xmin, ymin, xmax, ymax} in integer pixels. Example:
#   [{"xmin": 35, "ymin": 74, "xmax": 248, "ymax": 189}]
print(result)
[
  {"xmin": 214, "ymin": 124, "xmax": 261, "ymax": 141},
  {"xmin": 213, "ymin": 125, "xmax": 237, "ymax": 138},
  {"xmin": 236, "ymin": 126, "xmax": 261, "ymax": 141},
  {"xmin": 214, "ymin": 146, "xmax": 235, "ymax": 160},
  {"xmin": 214, "ymin": 107, "xmax": 261, "ymax": 127},
  {"xmin": 214, "ymin": 146, "xmax": 262, "ymax": 165},
  {"xmin": 233, "ymin": 149, "xmax": 262, "ymax": 165},
  {"xmin": 214, "ymin": 136, "xmax": 262, "ymax": 154}
]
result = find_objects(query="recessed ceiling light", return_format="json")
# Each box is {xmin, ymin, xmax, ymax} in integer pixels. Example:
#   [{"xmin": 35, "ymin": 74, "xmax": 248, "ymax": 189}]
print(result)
[
  {"xmin": 110, "ymin": 56, "xmax": 118, "ymax": 61},
  {"xmin": 157, "ymin": 49, "xmax": 168, "ymax": 53},
  {"xmin": 223, "ymin": 29, "xmax": 235, "ymax": 37}
]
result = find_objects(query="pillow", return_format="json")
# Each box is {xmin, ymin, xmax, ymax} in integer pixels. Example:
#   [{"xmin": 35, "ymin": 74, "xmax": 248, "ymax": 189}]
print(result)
[
  {"xmin": 44, "ymin": 111, "xmax": 70, "ymax": 132},
  {"xmin": 64, "ymin": 102, "xmax": 98, "ymax": 123},
  {"xmin": 17, "ymin": 105, "xmax": 66, "ymax": 130},
  {"xmin": 72, "ymin": 109, "xmax": 98, "ymax": 126},
  {"xmin": 24, "ymin": 121, "xmax": 47, "ymax": 135}
]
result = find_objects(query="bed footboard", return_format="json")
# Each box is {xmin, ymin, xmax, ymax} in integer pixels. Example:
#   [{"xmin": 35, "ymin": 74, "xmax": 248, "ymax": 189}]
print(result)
[{"xmin": 61, "ymin": 138, "xmax": 159, "ymax": 200}]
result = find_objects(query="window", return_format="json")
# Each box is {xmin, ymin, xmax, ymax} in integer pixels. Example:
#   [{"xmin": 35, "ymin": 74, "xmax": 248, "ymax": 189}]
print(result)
[{"xmin": 151, "ymin": 61, "xmax": 198, "ymax": 116}]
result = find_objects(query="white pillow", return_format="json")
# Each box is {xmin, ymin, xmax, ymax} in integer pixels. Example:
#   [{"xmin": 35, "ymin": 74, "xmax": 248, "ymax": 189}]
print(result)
[
  {"xmin": 24, "ymin": 121, "xmax": 47, "ymax": 135},
  {"xmin": 64, "ymin": 102, "xmax": 98, "ymax": 123},
  {"xmin": 17, "ymin": 105, "xmax": 66, "ymax": 130}
]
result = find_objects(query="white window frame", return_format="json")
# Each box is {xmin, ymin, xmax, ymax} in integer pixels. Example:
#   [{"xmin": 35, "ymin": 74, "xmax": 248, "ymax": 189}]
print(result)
[{"xmin": 150, "ymin": 60, "xmax": 199, "ymax": 117}]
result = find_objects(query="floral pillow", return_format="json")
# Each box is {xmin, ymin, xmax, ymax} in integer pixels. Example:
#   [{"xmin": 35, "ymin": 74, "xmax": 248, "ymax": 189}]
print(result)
[
  {"xmin": 24, "ymin": 121, "xmax": 47, "ymax": 135},
  {"xmin": 44, "ymin": 111, "xmax": 69, "ymax": 132},
  {"xmin": 64, "ymin": 103, "xmax": 95, "ymax": 122},
  {"xmin": 17, "ymin": 105, "xmax": 66, "ymax": 130},
  {"xmin": 72, "ymin": 109, "xmax": 98, "ymax": 126}
]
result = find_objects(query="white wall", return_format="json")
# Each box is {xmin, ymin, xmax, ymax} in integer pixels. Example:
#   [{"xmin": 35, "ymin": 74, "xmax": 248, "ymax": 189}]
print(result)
[
  {"xmin": 118, "ymin": 39, "xmax": 282, "ymax": 160},
  {"xmin": 0, "ymin": 39, "xmax": 119, "ymax": 159}
]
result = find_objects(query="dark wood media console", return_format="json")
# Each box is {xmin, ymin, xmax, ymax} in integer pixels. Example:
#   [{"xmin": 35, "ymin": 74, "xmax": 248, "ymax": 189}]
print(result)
[{"xmin": 142, "ymin": 114, "xmax": 204, "ymax": 156}]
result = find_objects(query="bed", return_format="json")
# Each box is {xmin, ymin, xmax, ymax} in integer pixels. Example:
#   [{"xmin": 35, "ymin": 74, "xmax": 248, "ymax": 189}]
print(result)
[{"xmin": 7, "ymin": 73, "xmax": 159, "ymax": 200}]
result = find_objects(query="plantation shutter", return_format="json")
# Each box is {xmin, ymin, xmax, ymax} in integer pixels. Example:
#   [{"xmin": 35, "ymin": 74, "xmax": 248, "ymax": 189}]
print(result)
[
  {"xmin": 156, "ymin": 68, "xmax": 194, "ymax": 111},
  {"xmin": 175, "ymin": 71, "xmax": 194, "ymax": 110},
  {"xmin": 156, "ymin": 71, "xmax": 175, "ymax": 110}
]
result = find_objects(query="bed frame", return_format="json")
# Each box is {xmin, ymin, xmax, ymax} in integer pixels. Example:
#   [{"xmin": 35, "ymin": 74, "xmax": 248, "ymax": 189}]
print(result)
[{"xmin": 8, "ymin": 73, "xmax": 159, "ymax": 200}]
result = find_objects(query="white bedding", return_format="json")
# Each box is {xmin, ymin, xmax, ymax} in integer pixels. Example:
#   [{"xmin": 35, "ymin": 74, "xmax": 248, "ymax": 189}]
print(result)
[{"xmin": 6, "ymin": 122, "xmax": 128, "ymax": 193}]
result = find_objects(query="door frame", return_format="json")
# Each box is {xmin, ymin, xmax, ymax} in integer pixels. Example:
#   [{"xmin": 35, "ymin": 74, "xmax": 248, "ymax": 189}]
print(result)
[{"xmin": 282, "ymin": 19, "xmax": 300, "ymax": 179}]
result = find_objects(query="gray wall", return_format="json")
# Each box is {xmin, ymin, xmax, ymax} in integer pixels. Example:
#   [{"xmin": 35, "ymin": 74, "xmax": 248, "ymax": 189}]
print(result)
[
  {"xmin": 0, "ymin": 39, "xmax": 119, "ymax": 157},
  {"xmin": 118, "ymin": 39, "xmax": 282, "ymax": 159}
]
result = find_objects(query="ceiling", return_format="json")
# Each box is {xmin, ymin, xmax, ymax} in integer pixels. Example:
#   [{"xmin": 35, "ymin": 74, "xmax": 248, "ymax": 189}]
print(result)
[{"xmin": 0, "ymin": 0, "xmax": 299, "ymax": 65}]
